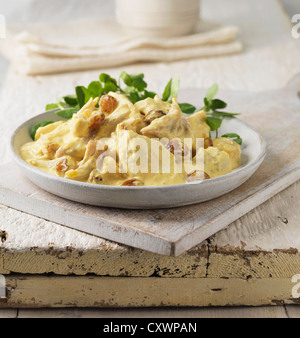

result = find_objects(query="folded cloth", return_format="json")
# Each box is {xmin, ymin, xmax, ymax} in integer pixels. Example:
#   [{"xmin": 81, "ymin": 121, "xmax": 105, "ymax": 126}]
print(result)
[{"xmin": 0, "ymin": 19, "xmax": 242, "ymax": 75}]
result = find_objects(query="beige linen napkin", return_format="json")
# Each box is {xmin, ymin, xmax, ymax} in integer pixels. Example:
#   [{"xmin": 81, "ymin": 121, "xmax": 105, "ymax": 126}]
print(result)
[{"xmin": 1, "ymin": 19, "xmax": 242, "ymax": 75}]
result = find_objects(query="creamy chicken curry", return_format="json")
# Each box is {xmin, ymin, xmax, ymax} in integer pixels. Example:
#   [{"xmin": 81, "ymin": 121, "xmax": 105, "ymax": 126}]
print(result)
[{"xmin": 21, "ymin": 93, "xmax": 241, "ymax": 186}]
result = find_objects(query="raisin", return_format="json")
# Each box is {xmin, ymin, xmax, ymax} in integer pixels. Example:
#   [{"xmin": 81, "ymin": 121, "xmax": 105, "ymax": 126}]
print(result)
[{"xmin": 100, "ymin": 95, "xmax": 118, "ymax": 114}]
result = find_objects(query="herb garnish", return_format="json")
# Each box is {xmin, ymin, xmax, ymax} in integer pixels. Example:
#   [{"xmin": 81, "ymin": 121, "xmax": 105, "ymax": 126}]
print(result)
[
  {"xmin": 200, "ymin": 83, "xmax": 241, "ymax": 141},
  {"xmin": 31, "ymin": 72, "xmax": 242, "ymax": 144},
  {"xmin": 221, "ymin": 133, "xmax": 243, "ymax": 145}
]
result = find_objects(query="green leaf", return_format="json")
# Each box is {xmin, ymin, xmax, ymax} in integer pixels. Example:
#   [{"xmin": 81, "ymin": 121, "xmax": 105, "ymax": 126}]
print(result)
[
  {"xmin": 202, "ymin": 97, "xmax": 211, "ymax": 112},
  {"xmin": 63, "ymin": 95, "xmax": 78, "ymax": 106},
  {"xmin": 131, "ymin": 74, "xmax": 147, "ymax": 91},
  {"xmin": 99, "ymin": 73, "xmax": 119, "ymax": 94},
  {"xmin": 211, "ymin": 111, "xmax": 240, "ymax": 117},
  {"xmin": 222, "ymin": 133, "xmax": 243, "ymax": 145},
  {"xmin": 170, "ymin": 77, "xmax": 180, "ymax": 100},
  {"xmin": 99, "ymin": 73, "xmax": 118, "ymax": 85},
  {"xmin": 129, "ymin": 91, "xmax": 142, "ymax": 103},
  {"xmin": 103, "ymin": 81, "xmax": 118, "ymax": 93},
  {"xmin": 30, "ymin": 121, "xmax": 54, "ymax": 140},
  {"xmin": 206, "ymin": 83, "xmax": 219, "ymax": 101},
  {"xmin": 75, "ymin": 86, "xmax": 90, "ymax": 108},
  {"xmin": 119, "ymin": 71, "xmax": 133, "ymax": 86},
  {"xmin": 123, "ymin": 86, "xmax": 135, "ymax": 95},
  {"xmin": 99, "ymin": 73, "xmax": 119, "ymax": 93},
  {"xmin": 203, "ymin": 97, "xmax": 209, "ymax": 107},
  {"xmin": 210, "ymin": 99, "xmax": 227, "ymax": 110},
  {"xmin": 142, "ymin": 90, "xmax": 157, "ymax": 100},
  {"xmin": 87, "ymin": 81, "xmax": 103, "ymax": 98},
  {"xmin": 162, "ymin": 79, "xmax": 172, "ymax": 101},
  {"xmin": 55, "ymin": 107, "xmax": 79, "ymax": 119},
  {"xmin": 206, "ymin": 116, "xmax": 222, "ymax": 131},
  {"xmin": 179, "ymin": 103, "xmax": 196, "ymax": 115},
  {"xmin": 120, "ymin": 72, "xmax": 147, "ymax": 92},
  {"xmin": 46, "ymin": 103, "xmax": 59, "ymax": 111}
]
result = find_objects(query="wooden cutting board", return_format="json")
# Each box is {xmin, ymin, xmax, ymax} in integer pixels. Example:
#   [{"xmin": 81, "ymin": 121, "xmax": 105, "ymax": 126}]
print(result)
[{"xmin": 0, "ymin": 74, "xmax": 299, "ymax": 256}]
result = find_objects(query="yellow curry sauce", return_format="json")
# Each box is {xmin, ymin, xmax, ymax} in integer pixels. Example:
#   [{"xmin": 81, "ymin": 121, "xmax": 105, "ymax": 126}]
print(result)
[{"xmin": 21, "ymin": 93, "xmax": 241, "ymax": 186}]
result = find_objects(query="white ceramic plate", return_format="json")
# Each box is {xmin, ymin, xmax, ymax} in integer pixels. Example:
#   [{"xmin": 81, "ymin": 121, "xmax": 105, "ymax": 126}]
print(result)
[{"xmin": 10, "ymin": 93, "xmax": 266, "ymax": 209}]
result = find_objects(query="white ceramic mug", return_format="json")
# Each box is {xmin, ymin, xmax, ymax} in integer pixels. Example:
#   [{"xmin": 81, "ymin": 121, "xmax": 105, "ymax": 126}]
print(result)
[{"xmin": 115, "ymin": 0, "xmax": 201, "ymax": 38}]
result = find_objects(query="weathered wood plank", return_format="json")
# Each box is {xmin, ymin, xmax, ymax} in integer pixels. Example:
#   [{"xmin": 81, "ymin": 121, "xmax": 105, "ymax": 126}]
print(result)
[
  {"xmin": 0, "ymin": 309, "xmax": 17, "ymax": 318},
  {"xmin": 17, "ymin": 306, "xmax": 288, "ymax": 318},
  {"xmin": 0, "ymin": 274, "xmax": 299, "ymax": 308},
  {"xmin": 0, "ymin": 180, "xmax": 299, "ymax": 279},
  {"xmin": 284, "ymin": 305, "xmax": 300, "ymax": 318},
  {"xmin": 0, "ymin": 0, "xmax": 299, "ymax": 260}
]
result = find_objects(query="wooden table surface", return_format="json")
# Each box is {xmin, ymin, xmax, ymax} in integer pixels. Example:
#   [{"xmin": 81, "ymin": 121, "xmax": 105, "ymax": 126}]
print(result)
[{"xmin": 0, "ymin": 0, "xmax": 300, "ymax": 317}]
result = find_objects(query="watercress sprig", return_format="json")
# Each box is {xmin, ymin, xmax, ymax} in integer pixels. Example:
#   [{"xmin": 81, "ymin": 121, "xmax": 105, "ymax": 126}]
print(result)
[
  {"xmin": 32, "ymin": 73, "xmax": 242, "ymax": 144},
  {"xmin": 221, "ymin": 133, "xmax": 243, "ymax": 145},
  {"xmin": 201, "ymin": 84, "xmax": 242, "ymax": 142}
]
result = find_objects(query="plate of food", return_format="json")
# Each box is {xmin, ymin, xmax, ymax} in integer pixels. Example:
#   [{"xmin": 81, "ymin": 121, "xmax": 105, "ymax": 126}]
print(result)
[{"xmin": 10, "ymin": 72, "xmax": 266, "ymax": 209}]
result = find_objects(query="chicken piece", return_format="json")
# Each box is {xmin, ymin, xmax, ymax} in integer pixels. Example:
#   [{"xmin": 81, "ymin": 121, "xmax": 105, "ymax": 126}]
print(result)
[
  {"xmin": 203, "ymin": 147, "xmax": 232, "ymax": 178},
  {"xmin": 83, "ymin": 140, "xmax": 98, "ymax": 161},
  {"xmin": 55, "ymin": 146, "xmax": 65, "ymax": 158},
  {"xmin": 144, "ymin": 110, "xmax": 166, "ymax": 125},
  {"xmin": 65, "ymin": 140, "xmax": 101, "ymax": 181},
  {"xmin": 187, "ymin": 110, "xmax": 211, "ymax": 152},
  {"xmin": 95, "ymin": 93, "xmax": 132, "ymax": 139},
  {"xmin": 135, "ymin": 95, "xmax": 171, "ymax": 116},
  {"xmin": 54, "ymin": 138, "xmax": 87, "ymax": 161},
  {"xmin": 164, "ymin": 138, "xmax": 192, "ymax": 163},
  {"xmin": 116, "ymin": 125, "xmax": 186, "ymax": 186},
  {"xmin": 70, "ymin": 97, "xmax": 101, "ymax": 138},
  {"xmin": 213, "ymin": 137, "xmax": 241, "ymax": 170},
  {"xmin": 141, "ymin": 99, "xmax": 194, "ymax": 153},
  {"xmin": 70, "ymin": 115, "xmax": 89, "ymax": 138},
  {"xmin": 88, "ymin": 169, "xmax": 103, "ymax": 184},
  {"xmin": 35, "ymin": 121, "xmax": 65, "ymax": 141},
  {"xmin": 186, "ymin": 146, "xmax": 232, "ymax": 180}
]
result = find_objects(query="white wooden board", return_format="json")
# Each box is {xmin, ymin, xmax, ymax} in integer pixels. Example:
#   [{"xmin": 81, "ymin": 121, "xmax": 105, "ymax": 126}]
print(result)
[{"xmin": 0, "ymin": 75, "xmax": 299, "ymax": 256}]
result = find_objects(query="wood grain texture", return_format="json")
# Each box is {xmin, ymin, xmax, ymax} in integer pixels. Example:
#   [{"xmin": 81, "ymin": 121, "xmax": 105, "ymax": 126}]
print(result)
[
  {"xmin": 0, "ymin": 179, "xmax": 299, "ymax": 279},
  {"xmin": 285, "ymin": 305, "xmax": 300, "ymax": 318},
  {"xmin": 0, "ymin": 274, "xmax": 299, "ymax": 308},
  {"xmin": 0, "ymin": 309, "xmax": 17, "ymax": 317},
  {"xmin": 16, "ymin": 306, "xmax": 289, "ymax": 318}
]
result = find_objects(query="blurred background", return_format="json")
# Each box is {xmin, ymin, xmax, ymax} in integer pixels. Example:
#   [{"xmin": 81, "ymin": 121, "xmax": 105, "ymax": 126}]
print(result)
[{"xmin": 0, "ymin": 0, "xmax": 299, "ymax": 96}]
